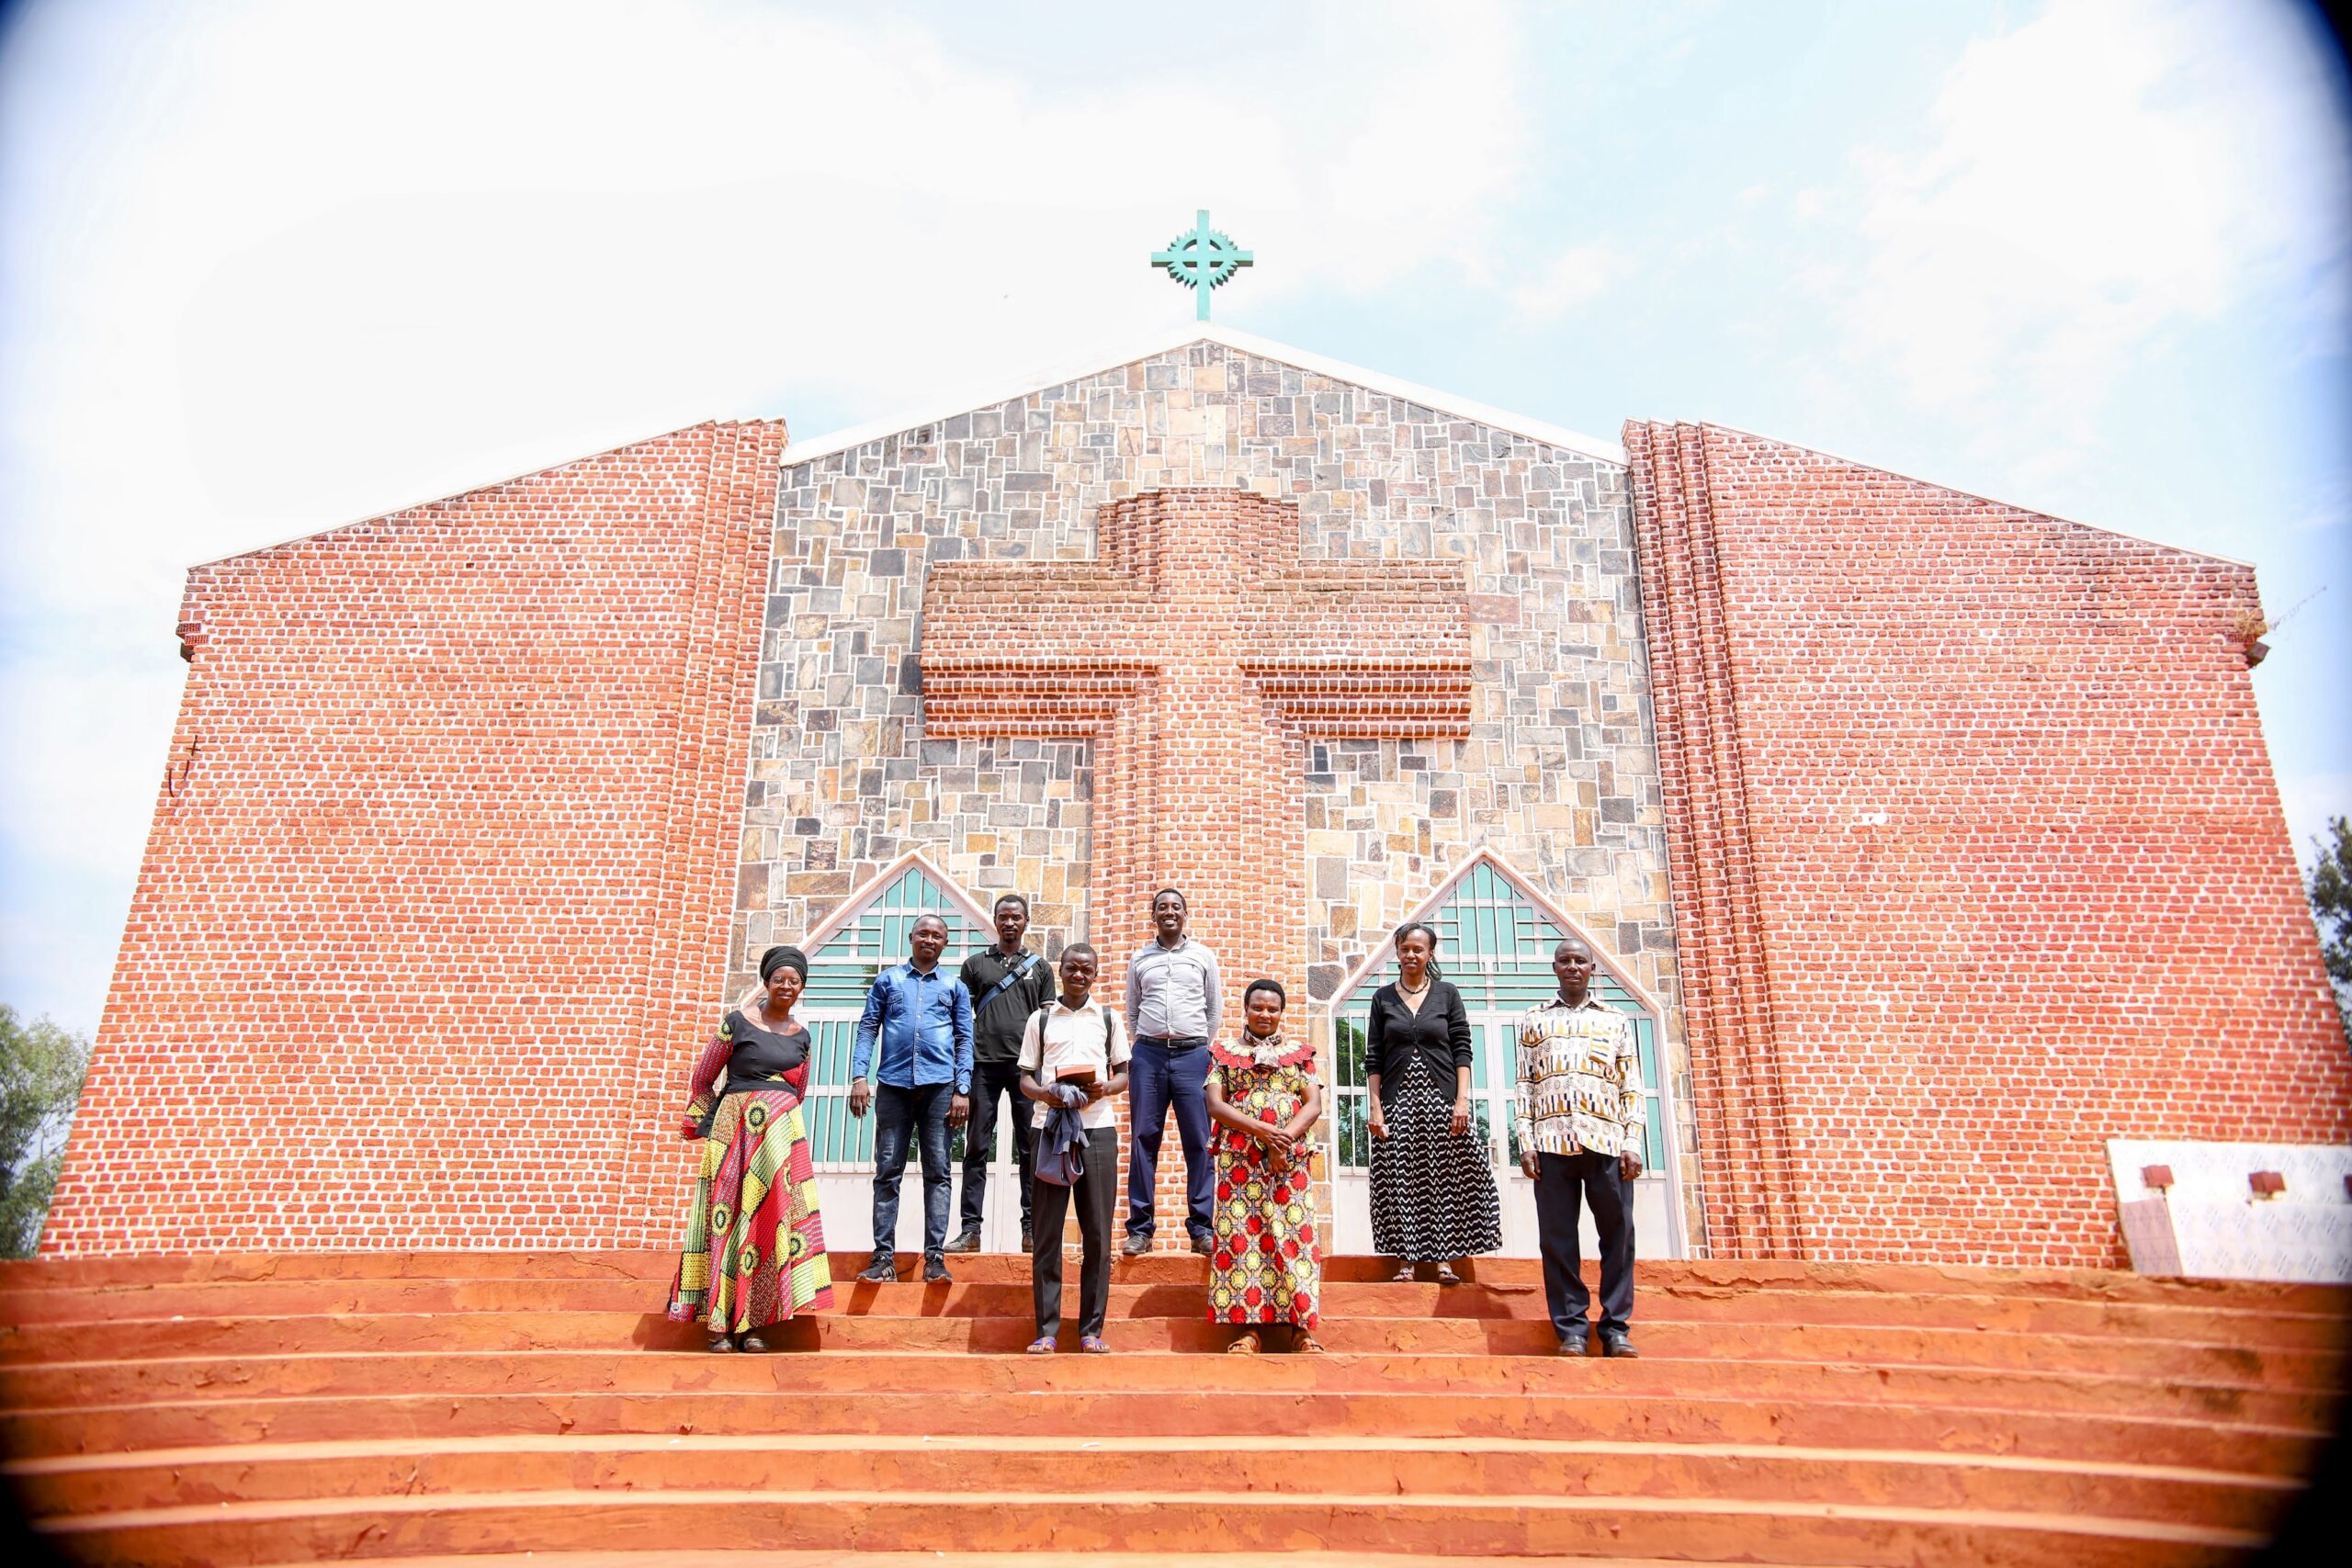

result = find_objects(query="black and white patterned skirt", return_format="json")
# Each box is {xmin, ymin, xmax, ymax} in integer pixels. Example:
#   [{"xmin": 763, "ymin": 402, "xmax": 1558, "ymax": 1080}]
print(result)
[{"xmin": 1368, "ymin": 1058, "xmax": 1503, "ymax": 1261}]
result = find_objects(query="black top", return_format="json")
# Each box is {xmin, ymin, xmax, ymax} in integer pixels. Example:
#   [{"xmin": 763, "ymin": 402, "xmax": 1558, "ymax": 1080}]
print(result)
[
  {"xmin": 959, "ymin": 946, "xmax": 1057, "ymax": 1065},
  {"xmin": 1364, "ymin": 980, "xmax": 1474, "ymax": 1107},
  {"xmin": 724, "ymin": 1009, "xmax": 808, "ymax": 1096}
]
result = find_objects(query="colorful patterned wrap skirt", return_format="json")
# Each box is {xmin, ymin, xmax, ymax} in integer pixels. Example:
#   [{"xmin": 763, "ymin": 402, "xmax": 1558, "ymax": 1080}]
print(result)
[
  {"xmin": 666, "ymin": 1088, "xmax": 833, "ymax": 1332},
  {"xmin": 1207, "ymin": 1057, "xmax": 1322, "ymax": 1328}
]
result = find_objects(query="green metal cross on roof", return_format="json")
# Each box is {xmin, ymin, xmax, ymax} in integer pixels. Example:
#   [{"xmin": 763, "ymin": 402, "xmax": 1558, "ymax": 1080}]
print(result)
[{"xmin": 1150, "ymin": 209, "xmax": 1253, "ymax": 321}]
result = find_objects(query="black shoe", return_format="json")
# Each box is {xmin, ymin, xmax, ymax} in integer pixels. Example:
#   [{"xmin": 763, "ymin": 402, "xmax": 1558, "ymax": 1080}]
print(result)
[
  {"xmin": 1557, "ymin": 1328, "xmax": 1589, "ymax": 1356},
  {"xmin": 943, "ymin": 1229, "xmax": 982, "ymax": 1254},
  {"xmin": 1600, "ymin": 1329, "xmax": 1639, "ymax": 1359},
  {"xmin": 856, "ymin": 1257, "xmax": 898, "ymax": 1283},
  {"xmin": 1122, "ymin": 1233, "xmax": 1152, "ymax": 1258},
  {"xmin": 1021, "ymin": 1225, "xmax": 1035, "ymax": 1252},
  {"xmin": 924, "ymin": 1256, "xmax": 953, "ymax": 1284},
  {"xmin": 1189, "ymin": 1235, "xmax": 1214, "ymax": 1258}
]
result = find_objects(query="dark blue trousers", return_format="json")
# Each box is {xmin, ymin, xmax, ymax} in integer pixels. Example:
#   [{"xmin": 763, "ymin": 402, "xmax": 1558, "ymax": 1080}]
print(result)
[
  {"xmin": 1533, "ymin": 1148, "xmax": 1635, "ymax": 1340},
  {"xmin": 1125, "ymin": 1036, "xmax": 1213, "ymax": 1243},
  {"xmin": 872, "ymin": 1081, "xmax": 955, "ymax": 1264}
]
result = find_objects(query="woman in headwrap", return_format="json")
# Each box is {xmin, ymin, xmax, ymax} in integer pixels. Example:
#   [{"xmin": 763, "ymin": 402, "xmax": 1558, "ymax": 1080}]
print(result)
[
  {"xmin": 1204, "ymin": 977, "xmax": 1325, "ymax": 1354},
  {"xmin": 665, "ymin": 944, "xmax": 834, "ymax": 1350},
  {"xmin": 1366, "ymin": 920, "xmax": 1501, "ymax": 1283}
]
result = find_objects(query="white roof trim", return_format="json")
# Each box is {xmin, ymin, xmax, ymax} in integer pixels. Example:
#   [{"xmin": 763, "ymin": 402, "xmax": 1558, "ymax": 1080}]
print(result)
[
  {"xmin": 1325, "ymin": 844, "xmax": 1669, "ymax": 1020},
  {"xmin": 795, "ymin": 847, "xmax": 1000, "ymax": 957},
  {"xmin": 781, "ymin": 321, "xmax": 1627, "ymax": 471},
  {"xmin": 1661, "ymin": 419, "xmax": 2254, "ymax": 572}
]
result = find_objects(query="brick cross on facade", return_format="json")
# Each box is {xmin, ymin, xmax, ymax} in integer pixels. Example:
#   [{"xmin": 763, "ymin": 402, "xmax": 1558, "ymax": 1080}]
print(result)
[{"xmin": 921, "ymin": 488, "xmax": 1474, "ymax": 1003}]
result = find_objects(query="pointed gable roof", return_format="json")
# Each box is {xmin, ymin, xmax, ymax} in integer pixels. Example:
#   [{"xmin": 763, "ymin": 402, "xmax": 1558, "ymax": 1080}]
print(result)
[{"xmin": 779, "ymin": 323, "xmax": 1627, "ymax": 471}]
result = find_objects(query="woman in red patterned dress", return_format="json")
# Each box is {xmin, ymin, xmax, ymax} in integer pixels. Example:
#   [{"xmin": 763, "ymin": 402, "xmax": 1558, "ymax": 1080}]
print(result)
[
  {"xmin": 665, "ymin": 944, "xmax": 834, "ymax": 1351},
  {"xmin": 1204, "ymin": 978, "xmax": 1325, "ymax": 1354}
]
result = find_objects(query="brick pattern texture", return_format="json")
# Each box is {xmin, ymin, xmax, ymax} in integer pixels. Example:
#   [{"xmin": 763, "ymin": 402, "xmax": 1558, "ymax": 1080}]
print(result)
[
  {"xmin": 1623, "ymin": 422, "xmax": 2352, "ymax": 1267},
  {"xmin": 40, "ymin": 422, "xmax": 784, "ymax": 1253},
  {"xmin": 749, "ymin": 342, "xmax": 1690, "ymax": 1248}
]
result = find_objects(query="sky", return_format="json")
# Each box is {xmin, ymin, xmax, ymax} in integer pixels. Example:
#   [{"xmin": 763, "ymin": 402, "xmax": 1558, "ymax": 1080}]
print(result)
[{"xmin": 2, "ymin": 0, "xmax": 2347, "ymax": 1037}]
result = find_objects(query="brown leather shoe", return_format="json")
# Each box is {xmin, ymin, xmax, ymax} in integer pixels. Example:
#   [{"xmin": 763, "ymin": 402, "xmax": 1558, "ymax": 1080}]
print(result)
[{"xmin": 943, "ymin": 1229, "xmax": 982, "ymax": 1254}]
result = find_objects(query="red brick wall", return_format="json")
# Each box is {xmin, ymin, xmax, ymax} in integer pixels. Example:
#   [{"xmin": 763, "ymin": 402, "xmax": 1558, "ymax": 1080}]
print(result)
[
  {"xmin": 40, "ymin": 422, "xmax": 784, "ymax": 1253},
  {"xmin": 1626, "ymin": 422, "xmax": 2351, "ymax": 1266}
]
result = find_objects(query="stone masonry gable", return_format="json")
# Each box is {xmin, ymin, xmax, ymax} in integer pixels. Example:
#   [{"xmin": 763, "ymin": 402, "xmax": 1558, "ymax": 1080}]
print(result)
[{"xmin": 746, "ymin": 339, "xmax": 1694, "ymax": 1245}]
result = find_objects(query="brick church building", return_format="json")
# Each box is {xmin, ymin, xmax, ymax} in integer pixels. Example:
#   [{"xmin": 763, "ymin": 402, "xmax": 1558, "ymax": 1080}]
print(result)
[{"xmin": 41, "ymin": 324, "xmax": 2350, "ymax": 1268}]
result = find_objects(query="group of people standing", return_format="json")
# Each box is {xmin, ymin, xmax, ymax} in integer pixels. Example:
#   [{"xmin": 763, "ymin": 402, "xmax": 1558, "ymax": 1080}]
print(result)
[{"xmin": 663, "ymin": 886, "xmax": 1647, "ymax": 1360}]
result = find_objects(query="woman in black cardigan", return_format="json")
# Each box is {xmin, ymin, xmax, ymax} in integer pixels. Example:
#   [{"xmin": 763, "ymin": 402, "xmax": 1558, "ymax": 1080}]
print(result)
[{"xmin": 1365, "ymin": 922, "xmax": 1502, "ymax": 1282}]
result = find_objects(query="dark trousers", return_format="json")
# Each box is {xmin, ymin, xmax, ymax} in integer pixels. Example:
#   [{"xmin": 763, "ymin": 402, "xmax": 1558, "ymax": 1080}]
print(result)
[
  {"xmin": 1032, "ymin": 1126, "xmax": 1120, "ymax": 1339},
  {"xmin": 1533, "ymin": 1148, "xmax": 1635, "ymax": 1340},
  {"xmin": 957, "ymin": 1058, "xmax": 1035, "ymax": 1238},
  {"xmin": 1125, "ymin": 1036, "xmax": 1213, "ymax": 1242},
  {"xmin": 872, "ymin": 1081, "xmax": 954, "ymax": 1264}
]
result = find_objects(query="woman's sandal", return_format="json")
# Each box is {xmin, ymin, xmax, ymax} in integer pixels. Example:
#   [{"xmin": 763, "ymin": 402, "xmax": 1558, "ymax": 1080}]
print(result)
[
  {"xmin": 1293, "ymin": 1332, "xmax": 1325, "ymax": 1355},
  {"xmin": 1025, "ymin": 1336, "xmax": 1057, "ymax": 1355},
  {"xmin": 706, "ymin": 1333, "xmax": 738, "ymax": 1353},
  {"xmin": 1079, "ymin": 1335, "xmax": 1111, "ymax": 1355},
  {"xmin": 1226, "ymin": 1330, "xmax": 1262, "ymax": 1355},
  {"xmin": 737, "ymin": 1333, "xmax": 772, "ymax": 1353},
  {"xmin": 1434, "ymin": 1264, "xmax": 1463, "ymax": 1287},
  {"xmin": 1390, "ymin": 1263, "xmax": 1416, "ymax": 1282}
]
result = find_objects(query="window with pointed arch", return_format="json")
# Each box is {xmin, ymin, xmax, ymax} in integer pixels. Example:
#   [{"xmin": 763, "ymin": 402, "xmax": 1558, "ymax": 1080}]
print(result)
[
  {"xmin": 792, "ymin": 857, "xmax": 992, "ymax": 1170},
  {"xmin": 1329, "ymin": 857, "xmax": 1668, "ymax": 1179}
]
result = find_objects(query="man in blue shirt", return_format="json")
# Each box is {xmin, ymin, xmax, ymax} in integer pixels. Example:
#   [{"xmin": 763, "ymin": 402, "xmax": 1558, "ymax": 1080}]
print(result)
[{"xmin": 850, "ymin": 913, "xmax": 974, "ymax": 1283}]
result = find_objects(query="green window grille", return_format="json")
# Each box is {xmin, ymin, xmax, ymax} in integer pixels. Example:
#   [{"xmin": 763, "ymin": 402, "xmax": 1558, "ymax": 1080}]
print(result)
[
  {"xmin": 1330, "ymin": 860, "xmax": 1666, "ymax": 1174},
  {"xmin": 797, "ymin": 864, "xmax": 991, "ymax": 1169}
]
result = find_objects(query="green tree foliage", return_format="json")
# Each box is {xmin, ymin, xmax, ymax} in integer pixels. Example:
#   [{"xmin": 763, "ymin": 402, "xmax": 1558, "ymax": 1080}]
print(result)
[
  {"xmin": 2310, "ymin": 817, "xmax": 2352, "ymax": 1042},
  {"xmin": 1, "ymin": 1005, "xmax": 91, "ymax": 1258}
]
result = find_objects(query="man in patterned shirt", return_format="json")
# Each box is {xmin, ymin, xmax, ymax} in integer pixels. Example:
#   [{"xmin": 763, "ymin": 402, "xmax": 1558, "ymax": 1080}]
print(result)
[{"xmin": 1516, "ymin": 935, "xmax": 1645, "ymax": 1357}]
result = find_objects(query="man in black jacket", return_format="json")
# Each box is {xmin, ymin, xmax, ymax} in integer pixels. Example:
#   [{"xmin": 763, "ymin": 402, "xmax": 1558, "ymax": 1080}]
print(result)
[{"xmin": 947, "ymin": 893, "xmax": 1057, "ymax": 1251}]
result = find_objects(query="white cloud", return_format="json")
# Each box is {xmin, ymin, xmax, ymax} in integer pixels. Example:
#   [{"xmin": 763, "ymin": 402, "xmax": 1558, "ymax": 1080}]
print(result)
[
  {"xmin": 1510, "ymin": 243, "xmax": 1629, "ymax": 319},
  {"xmin": 1826, "ymin": 0, "xmax": 2349, "ymax": 460},
  {"xmin": 2278, "ymin": 773, "xmax": 2352, "ymax": 874},
  {"xmin": 0, "ymin": 0, "xmax": 1539, "ymax": 1032}
]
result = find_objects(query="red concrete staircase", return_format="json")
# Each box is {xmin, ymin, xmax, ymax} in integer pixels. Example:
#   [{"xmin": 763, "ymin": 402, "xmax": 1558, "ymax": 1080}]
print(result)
[{"xmin": 0, "ymin": 1251, "xmax": 2340, "ymax": 1565}]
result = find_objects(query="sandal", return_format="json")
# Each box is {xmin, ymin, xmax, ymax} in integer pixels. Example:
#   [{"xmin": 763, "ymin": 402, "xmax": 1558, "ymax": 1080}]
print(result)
[
  {"xmin": 1293, "ymin": 1332, "xmax": 1325, "ymax": 1355},
  {"xmin": 1226, "ymin": 1330, "xmax": 1262, "ymax": 1355},
  {"xmin": 706, "ymin": 1333, "xmax": 738, "ymax": 1353},
  {"xmin": 1434, "ymin": 1264, "xmax": 1463, "ymax": 1287},
  {"xmin": 737, "ymin": 1333, "xmax": 771, "ymax": 1353},
  {"xmin": 1390, "ymin": 1263, "xmax": 1416, "ymax": 1282},
  {"xmin": 1080, "ymin": 1335, "xmax": 1111, "ymax": 1354},
  {"xmin": 1025, "ymin": 1336, "xmax": 1057, "ymax": 1355}
]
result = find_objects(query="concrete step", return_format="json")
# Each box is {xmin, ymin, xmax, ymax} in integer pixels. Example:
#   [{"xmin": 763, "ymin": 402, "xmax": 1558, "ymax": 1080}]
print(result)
[
  {"xmin": 0, "ymin": 1304, "xmax": 2329, "ymax": 1389},
  {"xmin": 230, "ymin": 1557, "xmax": 1860, "ymax": 1568},
  {"xmin": 2, "ymin": 1382, "xmax": 2320, "ymax": 1474},
  {"xmin": 31, "ymin": 1486, "xmax": 2264, "ymax": 1566},
  {"xmin": 2, "ymin": 1320, "xmax": 2331, "ymax": 1420},
  {"xmin": 4, "ymin": 1276, "xmax": 2338, "ymax": 1348},
  {"xmin": 4, "ymin": 1433, "xmax": 2296, "ymax": 1530},
  {"xmin": 5, "ymin": 1342, "xmax": 2335, "ymax": 1417},
  {"xmin": 7, "ymin": 1251, "xmax": 2342, "ymax": 1312}
]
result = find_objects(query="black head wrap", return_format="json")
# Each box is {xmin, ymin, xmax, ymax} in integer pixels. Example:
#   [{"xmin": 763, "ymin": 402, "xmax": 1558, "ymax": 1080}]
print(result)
[
  {"xmin": 1242, "ymin": 977, "xmax": 1286, "ymax": 1010},
  {"xmin": 760, "ymin": 945, "xmax": 808, "ymax": 982}
]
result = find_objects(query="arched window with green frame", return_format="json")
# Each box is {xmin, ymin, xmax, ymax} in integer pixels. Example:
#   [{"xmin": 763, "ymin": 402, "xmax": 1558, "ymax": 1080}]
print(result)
[
  {"xmin": 793, "ymin": 852, "xmax": 994, "ymax": 1172},
  {"xmin": 1329, "ymin": 853, "xmax": 1671, "ymax": 1180}
]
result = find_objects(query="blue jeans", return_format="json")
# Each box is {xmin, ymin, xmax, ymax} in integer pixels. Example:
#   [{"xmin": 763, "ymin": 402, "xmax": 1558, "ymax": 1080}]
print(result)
[
  {"xmin": 1125, "ymin": 1036, "xmax": 1213, "ymax": 1242},
  {"xmin": 872, "ymin": 1081, "xmax": 955, "ymax": 1263}
]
